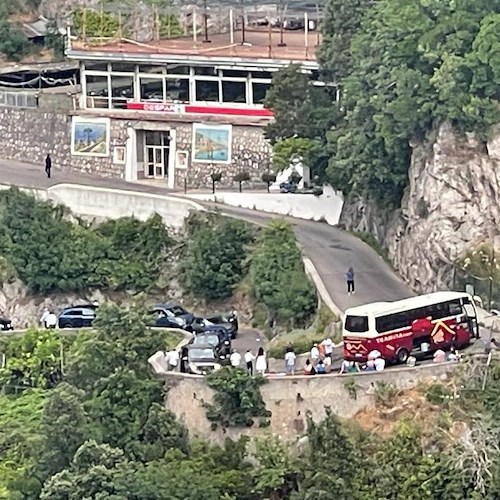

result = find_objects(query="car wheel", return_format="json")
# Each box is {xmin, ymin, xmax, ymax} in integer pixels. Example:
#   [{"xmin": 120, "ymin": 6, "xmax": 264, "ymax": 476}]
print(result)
[
  {"xmin": 60, "ymin": 322, "xmax": 73, "ymax": 329},
  {"xmin": 396, "ymin": 348, "xmax": 409, "ymax": 364}
]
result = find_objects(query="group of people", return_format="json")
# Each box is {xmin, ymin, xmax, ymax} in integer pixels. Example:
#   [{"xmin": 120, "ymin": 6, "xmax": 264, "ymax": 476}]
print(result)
[
  {"xmin": 230, "ymin": 347, "xmax": 267, "ymax": 375},
  {"xmin": 339, "ymin": 349, "xmax": 386, "ymax": 374}
]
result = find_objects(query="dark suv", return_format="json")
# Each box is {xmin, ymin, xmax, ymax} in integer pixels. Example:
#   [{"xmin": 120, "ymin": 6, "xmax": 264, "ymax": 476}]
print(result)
[
  {"xmin": 58, "ymin": 305, "xmax": 97, "ymax": 329},
  {"xmin": 148, "ymin": 303, "xmax": 195, "ymax": 330},
  {"xmin": 192, "ymin": 311, "xmax": 239, "ymax": 339},
  {"xmin": 0, "ymin": 315, "xmax": 13, "ymax": 331},
  {"xmin": 189, "ymin": 328, "xmax": 231, "ymax": 357}
]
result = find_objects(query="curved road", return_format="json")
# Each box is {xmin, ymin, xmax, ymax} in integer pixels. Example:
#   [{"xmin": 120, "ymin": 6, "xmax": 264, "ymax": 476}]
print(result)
[{"xmin": 0, "ymin": 158, "xmax": 413, "ymax": 313}]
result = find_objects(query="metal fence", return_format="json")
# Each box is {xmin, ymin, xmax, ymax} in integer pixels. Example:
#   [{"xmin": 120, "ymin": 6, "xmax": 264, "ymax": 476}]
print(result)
[
  {"xmin": 452, "ymin": 266, "xmax": 500, "ymax": 311},
  {"xmin": 0, "ymin": 90, "xmax": 38, "ymax": 109}
]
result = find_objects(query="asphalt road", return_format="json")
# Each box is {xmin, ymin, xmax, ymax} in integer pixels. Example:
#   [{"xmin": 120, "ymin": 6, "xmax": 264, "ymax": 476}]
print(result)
[{"xmin": 0, "ymin": 158, "xmax": 414, "ymax": 313}]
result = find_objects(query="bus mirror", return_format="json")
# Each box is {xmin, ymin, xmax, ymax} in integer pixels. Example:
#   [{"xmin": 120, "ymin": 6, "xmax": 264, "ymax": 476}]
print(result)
[
  {"xmin": 472, "ymin": 295, "xmax": 483, "ymax": 309},
  {"xmin": 465, "ymin": 284, "xmax": 475, "ymax": 296},
  {"xmin": 463, "ymin": 304, "xmax": 477, "ymax": 318}
]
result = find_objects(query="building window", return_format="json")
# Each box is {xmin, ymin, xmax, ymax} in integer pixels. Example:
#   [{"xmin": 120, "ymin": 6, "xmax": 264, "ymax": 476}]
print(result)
[
  {"xmin": 251, "ymin": 71, "xmax": 274, "ymax": 79},
  {"xmin": 222, "ymin": 80, "xmax": 246, "ymax": 103},
  {"xmin": 194, "ymin": 66, "xmax": 218, "ymax": 76},
  {"xmin": 139, "ymin": 65, "xmax": 165, "ymax": 74},
  {"xmin": 252, "ymin": 82, "xmax": 270, "ymax": 104},
  {"xmin": 140, "ymin": 78, "xmax": 164, "ymax": 101},
  {"xmin": 85, "ymin": 74, "xmax": 109, "ymax": 108},
  {"xmin": 166, "ymin": 78, "xmax": 189, "ymax": 101},
  {"xmin": 111, "ymin": 75, "xmax": 134, "ymax": 109},
  {"xmin": 111, "ymin": 63, "xmax": 136, "ymax": 73},
  {"xmin": 167, "ymin": 64, "xmax": 190, "ymax": 75},
  {"xmin": 195, "ymin": 80, "xmax": 219, "ymax": 102},
  {"xmin": 222, "ymin": 69, "xmax": 249, "ymax": 78}
]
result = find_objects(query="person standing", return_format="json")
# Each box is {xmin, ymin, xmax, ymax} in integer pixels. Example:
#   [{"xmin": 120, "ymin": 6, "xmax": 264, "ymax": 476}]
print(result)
[
  {"xmin": 45, "ymin": 154, "xmax": 52, "ymax": 178},
  {"xmin": 230, "ymin": 349, "xmax": 242, "ymax": 368},
  {"xmin": 284, "ymin": 347, "xmax": 296, "ymax": 375},
  {"xmin": 322, "ymin": 337, "xmax": 334, "ymax": 360},
  {"xmin": 244, "ymin": 349, "xmax": 255, "ymax": 375},
  {"xmin": 45, "ymin": 311, "xmax": 57, "ymax": 329},
  {"xmin": 346, "ymin": 267, "xmax": 355, "ymax": 295},
  {"xmin": 310, "ymin": 343, "xmax": 320, "ymax": 367},
  {"xmin": 255, "ymin": 347, "xmax": 267, "ymax": 376}
]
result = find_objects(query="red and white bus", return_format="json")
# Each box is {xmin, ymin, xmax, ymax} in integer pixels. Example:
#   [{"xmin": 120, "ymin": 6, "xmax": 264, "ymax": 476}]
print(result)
[{"xmin": 343, "ymin": 291, "xmax": 479, "ymax": 363}]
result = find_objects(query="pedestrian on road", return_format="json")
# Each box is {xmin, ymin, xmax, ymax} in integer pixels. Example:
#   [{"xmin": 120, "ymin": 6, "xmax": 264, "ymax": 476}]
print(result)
[
  {"xmin": 255, "ymin": 347, "xmax": 267, "ymax": 376},
  {"xmin": 244, "ymin": 349, "xmax": 255, "ymax": 375},
  {"xmin": 310, "ymin": 343, "xmax": 320, "ymax": 366},
  {"xmin": 230, "ymin": 349, "xmax": 242, "ymax": 368},
  {"xmin": 284, "ymin": 347, "xmax": 296, "ymax": 375},
  {"xmin": 346, "ymin": 267, "xmax": 355, "ymax": 295},
  {"xmin": 45, "ymin": 154, "xmax": 52, "ymax": 178}
]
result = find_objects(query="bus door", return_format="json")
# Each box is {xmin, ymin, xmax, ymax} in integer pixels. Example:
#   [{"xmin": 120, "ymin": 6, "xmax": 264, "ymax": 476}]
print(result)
[{"xmin": 463, "ymin": 303, "xmax": 479, "ymax": 339}]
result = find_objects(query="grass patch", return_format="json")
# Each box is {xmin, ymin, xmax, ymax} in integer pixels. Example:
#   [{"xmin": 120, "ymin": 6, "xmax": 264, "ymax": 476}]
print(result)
[{"xmin": 267, "ymin": 328, "xmax": 327, "ymax": 359}]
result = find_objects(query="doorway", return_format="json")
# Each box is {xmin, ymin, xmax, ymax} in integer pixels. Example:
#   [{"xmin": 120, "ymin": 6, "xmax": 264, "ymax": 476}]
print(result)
[{"xmin": 145, "ymin": 131, "xmax": 170, "ymax": 179}]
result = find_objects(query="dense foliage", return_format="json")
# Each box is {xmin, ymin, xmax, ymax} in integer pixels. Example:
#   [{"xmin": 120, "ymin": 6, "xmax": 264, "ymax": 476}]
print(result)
[
  {"xmin": 268, "ymin": 1, "xmax": 500, "ymax": 206},
  {"xmin": 0, "ymin": 17, "xmax": 33, "ymax": 61},
  {"xmin": 181, "ymin": 212, "xmax": 254, "ymax": 300},
  {"xmin": 0, "ymin": 188, "xmax": 172, "ymax": 292},
  {"xmin": 248, "ymin": 220, "xmax": 317, "ymax": 328},
  {"xmin": 204, "ymin": 367, "xmax": 270, "ymax": 427}
]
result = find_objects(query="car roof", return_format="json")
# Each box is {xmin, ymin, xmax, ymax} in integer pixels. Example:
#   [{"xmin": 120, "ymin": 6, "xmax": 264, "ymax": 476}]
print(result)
[
  {"xmin": 187, "ymin": 343, "xmax": 215, "ymax": 350},
  {"xmin": 61, "ymin": 305, "xmax": 97, "ymax": 313}
]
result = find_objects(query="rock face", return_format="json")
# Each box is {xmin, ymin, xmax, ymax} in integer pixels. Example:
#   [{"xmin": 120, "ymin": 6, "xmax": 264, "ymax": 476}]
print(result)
[{"xmin": 341, "ymin": 122, "xmax": 500, "ymax": 293}]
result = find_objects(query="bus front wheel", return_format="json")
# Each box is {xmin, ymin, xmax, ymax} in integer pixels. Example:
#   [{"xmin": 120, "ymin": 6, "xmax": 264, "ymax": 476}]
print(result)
[{"xmin": 396, "ymin": 348, "xmax": 409, "ymax": 364}]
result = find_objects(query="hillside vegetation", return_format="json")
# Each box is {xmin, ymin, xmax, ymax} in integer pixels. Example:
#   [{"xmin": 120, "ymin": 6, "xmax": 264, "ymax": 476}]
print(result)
[{"xmin": 266, "ymin": 0, "xmax": 500, "ymax": 207}]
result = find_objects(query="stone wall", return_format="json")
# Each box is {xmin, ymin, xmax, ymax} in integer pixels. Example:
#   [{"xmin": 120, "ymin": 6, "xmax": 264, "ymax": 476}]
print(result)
[
  {"xmin": 164, "ymin": 363, "xmax": 455, "ymax": 444},
  {"xmin": 0, "ymin": 107, "xmax": 126, "ymax": 178}
]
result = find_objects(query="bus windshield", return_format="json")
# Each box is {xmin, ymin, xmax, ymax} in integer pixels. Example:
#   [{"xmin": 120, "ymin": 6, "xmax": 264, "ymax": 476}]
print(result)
[{"xmin": 345, "ymin": 315, "xmax": 368, "ymax": 333}]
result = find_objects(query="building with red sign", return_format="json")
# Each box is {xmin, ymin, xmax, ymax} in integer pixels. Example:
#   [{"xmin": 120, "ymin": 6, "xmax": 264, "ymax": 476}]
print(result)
[{"xmin": 63, "ymin": 5, "xmax": 324, "ymax": 188}]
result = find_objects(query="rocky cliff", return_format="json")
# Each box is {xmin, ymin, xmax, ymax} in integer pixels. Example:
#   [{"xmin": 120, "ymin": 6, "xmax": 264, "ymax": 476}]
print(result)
[{"xmin": 341, "ymin": 122, "xmax": 500, "ymax": 294}]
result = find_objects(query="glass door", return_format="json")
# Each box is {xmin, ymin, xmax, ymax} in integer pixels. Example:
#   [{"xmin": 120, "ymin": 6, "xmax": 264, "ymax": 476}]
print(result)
[{"xmin": 146, "ymin": 145, "xmax": 164, "ymax": 178}]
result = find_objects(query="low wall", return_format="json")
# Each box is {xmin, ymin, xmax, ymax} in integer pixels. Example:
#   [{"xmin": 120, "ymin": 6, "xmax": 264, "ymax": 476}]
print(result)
[
  {"xmin": 187, "ymin": 185, "xmax": 344, "ymax": 226},
  {"xmin": 47, "ymin": 184, "xmax": 204, "ymax": 227},
  {"xmin": 164, "ymin": 362, "xmax": 454, "ymax": 444}
]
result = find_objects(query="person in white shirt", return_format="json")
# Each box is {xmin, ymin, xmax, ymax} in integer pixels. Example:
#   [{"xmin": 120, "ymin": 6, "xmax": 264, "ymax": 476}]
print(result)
[
  {"xmin": 244, "ymin": 350, "xmax": 255, "ymax": 375},
  {"xmin": 310, "ymin": 343, "xmax": 320, "ymax": 366},
  {"xmin": 167, "ymin": 350, "xmax": 179, "ymax": 371},
  {"xmin": 40, "ymin": 308, "xmax": 50, "ymax": 327},
  {"xmin": 284, "ymin": 348, "xmax": 296, "ymax": 375},
  {"xmin": 255, "ymin": 347, "xmax": 267, "ymax": 375},
  {"xmin": 45, "ymin": 312, "xmax": 57, "ymax": 329},
  {"xmin": 322, "ymin": 338, "xmax": 334, "ymax": 359},
  {"xmin": 374, "ymin": 357, "xmax": 386, "ymax": 372},
  {"xmin": 230, "ymin": 350, "xmax": 241, "ymax": 367}
]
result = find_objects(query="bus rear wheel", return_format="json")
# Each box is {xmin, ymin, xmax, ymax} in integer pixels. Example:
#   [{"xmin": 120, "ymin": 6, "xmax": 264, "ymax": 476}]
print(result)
[{"xmin": 396, "ymin": 348, "xmax": 409, "ymax": 364}]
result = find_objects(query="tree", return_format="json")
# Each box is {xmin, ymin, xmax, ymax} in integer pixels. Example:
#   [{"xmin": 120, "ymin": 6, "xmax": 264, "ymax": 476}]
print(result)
[
  {"xmin": 181, "ymin": 213, "xmax": 254, "ymax": 300},
  {"xmin": 0, "ymin": 19, "xmax": 33, "ymax": 62},
  {"xmin": 272, "ymin": 137, "xmax": 322, "ymax": 172},
  {"xmin": 39, "ymin": 383, "xmax": 92, "ymax": 479}
]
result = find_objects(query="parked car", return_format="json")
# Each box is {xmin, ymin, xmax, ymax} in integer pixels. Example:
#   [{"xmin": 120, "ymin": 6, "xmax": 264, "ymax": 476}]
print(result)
[
  {"xmin": 0, "ymin": 315, "xmax": 13, "ymax": 331},
  {"xmin": 192, "ymin": 311, "xmax": 239, "ymax": 338},
  {"xmin": 149, "ymin": 303, "xmax": 195, "ymax": 330},
  {"xmin": 190, "ymin": 330, "xmax": 231, "ymax": 357},
  {"xmin": 58, "ymin": 306, "xmax": 97, "ymax": 328},
  {"xmin": 186, "ymin": 344, "xmax": 225, "ymax": 375}
]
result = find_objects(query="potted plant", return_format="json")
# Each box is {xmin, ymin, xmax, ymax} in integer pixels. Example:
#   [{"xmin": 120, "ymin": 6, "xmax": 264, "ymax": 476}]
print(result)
[
  {"xmin": 210, "ymin": 172, "xmax": 222, "ymax": 193},
  {"xmin": 262, "ymin": 172, "xmax": 277, "ymax": 193},
  {"xmin": 233, "ymin": 171, "xmax": 251, "ymax": 192}
]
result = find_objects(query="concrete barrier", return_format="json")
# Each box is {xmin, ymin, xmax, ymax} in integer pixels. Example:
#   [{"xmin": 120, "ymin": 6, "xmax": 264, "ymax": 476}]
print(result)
[
  {"xmin": 186, "ymin": 184, "xmax": 344, "ymax": 226},
  {"xmin": 164, "ymin": 361, "xmax": 455, "ymax": 444},
  {"xmin": 47, "ymin": 184, "xmax": 205, "ymax": 227}
]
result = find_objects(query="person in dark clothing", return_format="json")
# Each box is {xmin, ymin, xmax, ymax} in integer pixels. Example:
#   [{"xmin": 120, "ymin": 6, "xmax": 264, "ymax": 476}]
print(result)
[
  {"xmin": 346, "ymin": 267, "xmax": 355, "ymax": 295},
  {"xmin": 45, "ymin": 154, "xmax": 52, "ymax": 178}
]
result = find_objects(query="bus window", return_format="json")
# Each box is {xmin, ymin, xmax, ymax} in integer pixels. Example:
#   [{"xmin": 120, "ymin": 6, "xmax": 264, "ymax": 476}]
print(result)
[
  {"xmin": 447, "ymin": 299, "xmax": 462, "ymax": 315},
  {"xmin": 376, "ymin": 311, "xmax": 409, "ymax": 333},
  {"xmin": 345, "ymin": 315, "xmax": 368, "ymax": 333}
]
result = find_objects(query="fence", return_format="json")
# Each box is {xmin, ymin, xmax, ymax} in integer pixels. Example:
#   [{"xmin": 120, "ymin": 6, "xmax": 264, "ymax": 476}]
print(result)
[
  {"xmin": 0, "ymin": 90, "xmax": 38, "ymax": 109},
  {"xmin": 452, "ymin": 266, "xmax": 500, "ymax": 311}
]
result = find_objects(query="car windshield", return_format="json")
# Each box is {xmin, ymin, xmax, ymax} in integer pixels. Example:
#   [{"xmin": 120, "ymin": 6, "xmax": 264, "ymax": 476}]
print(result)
[
  {"xmin": 193, "ymin": 334, "xmax": 219, "ymax": 347},
  {"xmin": 170, "ymin": 306, "xmax": 187, "ymax": 316},
  {"xmin": 188, "ymin": 348, "xmax": 215, "ymax": 360}
]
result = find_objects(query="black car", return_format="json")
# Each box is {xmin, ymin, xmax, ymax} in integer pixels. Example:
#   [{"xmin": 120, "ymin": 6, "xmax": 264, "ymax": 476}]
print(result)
[
  {"xmin": 190, "ymin": 329, "xmax": 231, "ymax": 357},
  {"xmin": 58, "ymin": 305, "xmax": 97, "ymax": 328},
  {"xmin": 0, "ymin": 316, "xmax": 13, "ymax": 331},
  {"xmin": 186, "ymin": 344, "xmax": 227, "ymax": 375},
  {"xmin": 149, "ymin": 303, "xmax": 195, "ymax": 330},
  {"xmin": 192, "ymin": 311, "xmax": 239, "ymax": 339}
]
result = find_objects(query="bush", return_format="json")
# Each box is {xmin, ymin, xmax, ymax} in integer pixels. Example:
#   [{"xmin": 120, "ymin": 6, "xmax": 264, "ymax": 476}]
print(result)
[
  {"xmin": 267, "ymin": 328, "xmax": 326, "ymax": 359},
  {"xmin": 73, "ymin": 9, "xmax": 121, "ymax": 38},
  {"xmin": 180, "ymin": 212, "xmax": 254, "ymax": 300},
  {"xmin": 0, "ymin": 188, "xmax": 172, "ymax": 293},
  {"xmin": 248, "ymin": 220, "xmax": 317, "ymax": 327},
  {"xmin": 0, "ymin": 20, "xmax": 33, "ymax": 61}
]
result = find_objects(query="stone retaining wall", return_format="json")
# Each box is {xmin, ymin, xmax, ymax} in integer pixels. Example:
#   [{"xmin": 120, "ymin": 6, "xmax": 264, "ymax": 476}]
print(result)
[{"xmin": 164, "ymin": 362, "xmax": 455, "ymax": 444}]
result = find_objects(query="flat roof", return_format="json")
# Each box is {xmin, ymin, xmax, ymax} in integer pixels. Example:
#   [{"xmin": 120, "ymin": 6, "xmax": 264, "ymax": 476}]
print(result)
[
  {"xmin": 68, "ymin": 29, "xmax": 319, "ymax": 67},
  {"xmin": 345, "ymin": 291, "xmax": 471, "ymax": 317}
]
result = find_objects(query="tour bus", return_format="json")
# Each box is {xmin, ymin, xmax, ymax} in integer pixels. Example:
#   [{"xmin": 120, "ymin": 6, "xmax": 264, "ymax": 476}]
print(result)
[{"xmin": 343, "ymin": 291, "xmax": 479, "ymax": 364}]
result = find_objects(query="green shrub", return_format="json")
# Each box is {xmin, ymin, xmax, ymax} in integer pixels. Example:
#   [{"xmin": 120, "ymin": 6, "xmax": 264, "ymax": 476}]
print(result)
[
  {"xmin": 73, "ymin": 9, "xmax": 121, "ymax": 38},
  {"xmin": 180, "ymin": 212, "xmax": 254, "ymax": 301},
  {"xmin": 248, "ymin": 220, "xmax": 317, "ymax": 327},
  {"xmin": 0, "ymin": 19, "xmax": 33, "ymax": 61},
  {"xmin": 267, "ymin": 328, "xmax": 326, "ymax": 359},
  {"xmin": 0, "ymin": 188, "xmax": 172, "ymax": 293},
  {"xmin": 315, "ymin": 303, "xmax": 337, "ymax": 335}
]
